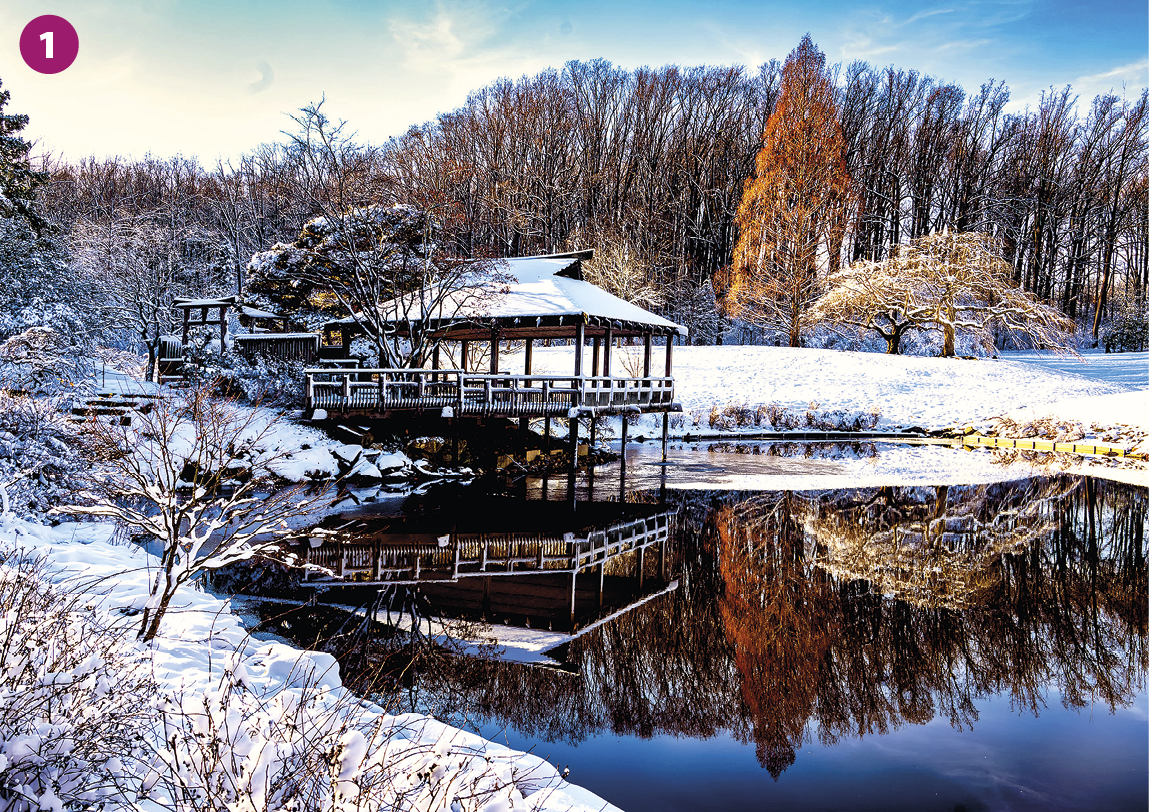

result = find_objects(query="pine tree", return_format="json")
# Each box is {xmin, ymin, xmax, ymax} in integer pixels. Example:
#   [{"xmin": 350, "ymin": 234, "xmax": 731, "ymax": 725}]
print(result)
[
  {"xmin": 724, "ymin": 36, "xmax": 850, "ymax": 346},
  {"xmin": 0, "ymin": 78, "xmax": 49, "ymax": 233}
]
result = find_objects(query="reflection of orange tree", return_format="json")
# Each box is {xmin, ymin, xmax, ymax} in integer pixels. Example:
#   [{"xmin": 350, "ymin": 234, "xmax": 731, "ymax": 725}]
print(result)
[
  {"xmin": 298, "ymin": 480, "xmax": 1144, "ymax": 773},
  {"xmin": 716, "ymin": 493, "xmax": 835, "ymax": 777}
]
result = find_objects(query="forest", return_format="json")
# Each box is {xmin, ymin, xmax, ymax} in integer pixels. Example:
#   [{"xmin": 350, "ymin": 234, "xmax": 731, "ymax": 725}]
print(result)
[{"xmin": 7, "ymin": 38, "xmax": 1148, "ymax": 358}]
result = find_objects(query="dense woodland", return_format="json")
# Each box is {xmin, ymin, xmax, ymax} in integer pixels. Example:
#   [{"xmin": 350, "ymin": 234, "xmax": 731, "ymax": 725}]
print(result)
[{"xmin": 8, "ymin": 42, "xmax": 1149, "ymax": 353}]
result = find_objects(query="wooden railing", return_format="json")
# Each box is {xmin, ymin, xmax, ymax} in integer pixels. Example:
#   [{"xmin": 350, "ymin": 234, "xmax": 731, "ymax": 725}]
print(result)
[
  {"xmin": 304, "ymin": 368, "xmax": 676, "ymax": 416},
  {"xmin": 301, "ymin": 511, "xmax": 674, "ymax": 584}
]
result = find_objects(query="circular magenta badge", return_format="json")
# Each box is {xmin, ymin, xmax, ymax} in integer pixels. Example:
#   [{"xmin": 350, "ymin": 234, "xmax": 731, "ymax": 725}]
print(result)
[{"xmin": 20, "ymin": 16, "xmax": 79, "ymax": 74}]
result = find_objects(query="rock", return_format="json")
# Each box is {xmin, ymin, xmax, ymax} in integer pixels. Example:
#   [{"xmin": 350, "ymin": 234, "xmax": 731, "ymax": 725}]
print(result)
[
  {"xmin": 331, "ymin": 444, "xmax": 363, "ymax": 465},
  {"xmin": 347, "ymin": 460, "xmax": 383, "ymax": 483}
]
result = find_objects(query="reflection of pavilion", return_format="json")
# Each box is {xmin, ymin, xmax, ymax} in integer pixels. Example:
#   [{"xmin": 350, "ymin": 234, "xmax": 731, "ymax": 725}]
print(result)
[{"xmin": 297, "ymin": 498, "xmax": 677, "ymax": 631}]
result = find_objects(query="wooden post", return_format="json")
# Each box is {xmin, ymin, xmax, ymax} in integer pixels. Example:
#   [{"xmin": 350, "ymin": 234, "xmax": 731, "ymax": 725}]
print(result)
[
  {"xmin": 637, "ymin": 546, "xmax": 645, "ymax": 590},
  {"xmin": 219, "ymin": 304, "xmax": 228, "ymax": 350},
  {"xmin": 643, "ymin": 332, "xmax": 652, "ymax": 377},
  {"xmin": 544, "ymin": 416, "xmax": 551, "ymax": 453},
  {"xmin": 570, "ymin": 569, "xmax": 578, "ymax": 629},
  {"xmin": 181, "ymin": 308, "xmax": 190, "ymax": 344},
  {"xmin": 592, "ymin": 337, "xmax": 600, "ymax": 376},
  {"xmin": 598, "ymin": 561, "xmax": 605, "ymax": 609},
  {"xmin": 521, "ymin": 338, "xmax": 533, "ymax": 442},
  {"xmin": 432, "ymin": 344, "xmax": 440, "ymax": 370},
  {"xmin": 490, "ymin": 328, "xmax": 499, "ymax": 374},
  {"xmin": 619, "ymin": 415, "xmax": 628, "ymax": 500},
  {"xmin": 460, "ymin": 340, "xmax": 468, "ymax": 373},
  {"xmin": 603, "ymin": 327, "xmax": 613, "ymax": 378},
  {"xmin": 661, "ymin": 411, "xmax": 669, "ymax": 462},
  {"xmin": 574, "ymin": 321, "xmax": 585, "ymax": 376},
  {"xmin": 664, "ymin": 334, "xmax": 673, "ymax": 377},
  {"xmin": 569, "ymin": 414, "xmax": 579, "ymax": 473}
]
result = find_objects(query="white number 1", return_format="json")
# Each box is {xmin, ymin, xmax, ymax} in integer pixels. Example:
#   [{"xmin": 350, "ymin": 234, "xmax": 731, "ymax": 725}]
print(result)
[{"xmin": 40, "ymin": 31, "xmax": 54, "ymax": 59}]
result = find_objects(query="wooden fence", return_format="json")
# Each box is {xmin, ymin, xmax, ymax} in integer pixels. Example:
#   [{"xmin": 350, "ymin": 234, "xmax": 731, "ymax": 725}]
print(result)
[
  {"xmin": 301, "ymin": 510, "xmax": 674, "ymax": 585},
  {"xmin": 304, "ymin": 367, "xmax": 677, "ymax": 417}
]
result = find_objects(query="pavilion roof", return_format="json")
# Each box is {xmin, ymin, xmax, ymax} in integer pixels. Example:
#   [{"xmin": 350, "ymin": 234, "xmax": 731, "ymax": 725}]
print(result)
[{"xmin": 326, "ymin": 252, "xmax": 688, "ymax": 339}]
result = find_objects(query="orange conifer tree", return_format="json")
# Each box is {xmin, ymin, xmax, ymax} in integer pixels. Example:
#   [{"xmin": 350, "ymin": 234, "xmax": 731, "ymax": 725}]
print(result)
[{"xmin": 725, "ymin": 35, "xmax": 851, "ymax": 346}]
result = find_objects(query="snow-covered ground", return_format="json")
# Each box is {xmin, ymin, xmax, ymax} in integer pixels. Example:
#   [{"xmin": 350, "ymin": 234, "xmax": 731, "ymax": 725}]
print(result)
[
  {"xmin": 517, "ymin": 345, "xmax": 1148, "ymax": 436},
  {"xmin": 0, "ymin": 514, "xmax": 618, "ymax": 811}
]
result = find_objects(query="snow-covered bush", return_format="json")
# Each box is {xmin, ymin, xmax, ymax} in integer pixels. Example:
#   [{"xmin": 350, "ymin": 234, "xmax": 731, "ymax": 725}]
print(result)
[
  {"xmin": 0, "ymin": 390, "xmax": 89, "ymax": 519},
  {"xmin": 0, "ymin": 547, "xmax": 154, "ymax": 809},
  {"xmin": 706, "ymin": 400, "xmax": 880, "ymax": 432},
  {"xmin": 181, "ymin": 329, "xmax": 306, "ymax": 409},
  {"xmin": 146, "ymin": 656, "xmax": 559, "ymax": 812}
]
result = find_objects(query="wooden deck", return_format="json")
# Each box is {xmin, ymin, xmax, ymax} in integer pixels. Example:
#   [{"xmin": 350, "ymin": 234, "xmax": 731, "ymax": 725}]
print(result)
[
  {"xmin": 300, "ymin": 509, "xmax": 674, "ymax": 586},
  {"xmin": 305, "ymin": 367, "xmax": 678, "ymax": 417}
]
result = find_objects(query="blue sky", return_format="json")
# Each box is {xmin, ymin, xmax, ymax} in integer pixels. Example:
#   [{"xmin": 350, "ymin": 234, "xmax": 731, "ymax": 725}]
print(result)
[{"xmin": 1, "ymin": 0, "xmax": 1145, "ymax": 162}]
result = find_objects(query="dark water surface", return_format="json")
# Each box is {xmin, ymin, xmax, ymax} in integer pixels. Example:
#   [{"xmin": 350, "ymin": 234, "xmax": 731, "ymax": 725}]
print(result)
[{"xmin": 238, "ymin": 468, "xmax": 1148, "ymax": 812}]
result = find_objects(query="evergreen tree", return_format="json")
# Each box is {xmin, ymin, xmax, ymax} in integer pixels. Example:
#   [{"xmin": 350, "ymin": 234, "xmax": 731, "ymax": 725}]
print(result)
[{"xmin": 0, "ymin": 78, "xmax": 49, "ymax": 233}]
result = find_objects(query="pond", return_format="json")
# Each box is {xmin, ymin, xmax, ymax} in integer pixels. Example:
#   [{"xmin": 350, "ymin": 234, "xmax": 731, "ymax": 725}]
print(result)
[{"xmin": 225, "ymin": 444, "xmax": 1148, "ymax": 812}]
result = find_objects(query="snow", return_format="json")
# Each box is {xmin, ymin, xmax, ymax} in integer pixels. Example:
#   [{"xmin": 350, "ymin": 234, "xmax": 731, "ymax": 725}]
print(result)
[
  {"xmin": 515, "ymin": 345, "xmax": 1146, "ymax": 433},
  {"xmin": 0, "ymin": 515, "xmax": 619, "ymax": 812}
]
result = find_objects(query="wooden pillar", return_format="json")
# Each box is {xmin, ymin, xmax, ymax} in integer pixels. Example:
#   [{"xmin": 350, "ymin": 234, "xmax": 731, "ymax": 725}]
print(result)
[
  {"xmin": 490, "ymin": 328, "xmax": 499, "ymax": 374},
  {"xmin": 619, "ymin": 415, "xmax": 628, "ymax": 500},
  {"xmin": 642, "ymin": 332, "xmax": 652, "ymax": 377},
  {"xmin": 524, "ymin": 338, "xmax": 533, "ymax": 375},
  {"xmin": 637, "ymin": 546, "xmax": 645, "ymax": 590},
  {"xmin": 181, "ymin": 308, "xmax": 190, "ymax": 344},
  {"xmin": 432, "ymin": 344, "xmax": 440, "ymax": 370},
  {"xmin": 664, "ymin": 334, "xmax": 674, "ymax": 377},
  {"xmin": 544, "ymin": 416, "xmax": 551, "ymax": 453},
  {"xmin": 602, "ymin": 327, "xmax": 613, "ymax": 378},
  {"xmin": 598, "ymin": 562, "xmax": 605, "ymax": 609},
  {"xmin": 340, "ymin": 326, "xmax": 350, "ymax": 358},
  {"xmin": 569, "ymin": 415, "xmax": 579, "ymax": 472},
  {"xmin": 570, "ymin": 569, "xmax": 578, "ymax": 629},
  {"xmin": 219, "ymin": 305, "xmax": 228, "ymax": 350},
  {"xmin": 573, "ymin": 322, "xmax": 585, "ymax": 376},
  {"xmin": 592, "ymin": 337, "xmax": 600, "ymax": 377},
  {"xmin": 661, "ymin": 411, "xmax": 669, "ymax": 462},
  {"xmin": 460, "ymin": 340, "xmax": 469, "ymax": 373}
]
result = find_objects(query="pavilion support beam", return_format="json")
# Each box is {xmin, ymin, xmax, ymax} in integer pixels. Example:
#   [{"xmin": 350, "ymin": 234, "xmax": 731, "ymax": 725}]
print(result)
[
  {"xmin": 569, "ymin": 416, "xmax": 580, "ymax": 473},
  {"xmin": 592, "ymin": 338, "xmax": 600, "ymax": 377},
  {"xmin": 643, "ymin": 332, "xmax": 652, "ymax": 378},
  {"xmin": 573, "ymin": 321, "xmax": 585, "ymax": 377},
  {"xmin": 602, "ymin": 327, "xmax": 613, "ymax": 379},
  {"xmin": 662, "ymin": 412, "xmax": 669, "ymax": 462},
  {"xmin": 460, "ymin": 340, "xmax": 469, "ymax": 373},
  {"xmin": 490, "ymin": 328, "xmax": 499, "ymax": 374},
  {"xmin": 219, "ymin": 305, "xmax": 228, "ymax": 350},
  {"xmin": 519, "ymin": 342, "xmax": 530, "ymax": 447},
  {"xmin": 181, "ymin": 309, "xmax": 190, "ymax": 345},
  {"xmin": 664, "ymin": 334, "xmax": 674, "ymax": 378}
]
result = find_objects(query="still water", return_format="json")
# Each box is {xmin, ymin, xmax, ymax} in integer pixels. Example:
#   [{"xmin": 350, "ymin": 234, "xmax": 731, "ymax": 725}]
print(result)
[{"xmin": 236, "ymin": 449, "xmax": 1148, "ymax": 812}]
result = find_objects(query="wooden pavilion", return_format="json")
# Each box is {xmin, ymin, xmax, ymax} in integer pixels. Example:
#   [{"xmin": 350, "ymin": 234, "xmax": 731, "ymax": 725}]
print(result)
[{"xmin": 305, "ymin": 251, "xmax": 687, "ymax": 424}]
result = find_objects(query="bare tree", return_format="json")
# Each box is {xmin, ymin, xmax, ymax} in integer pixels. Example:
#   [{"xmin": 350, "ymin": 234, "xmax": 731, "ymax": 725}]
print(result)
[
  {"xmin": 813, "ymin": 231, "xmax": 1077, "ymax": 355},
  {"xmin": 54, "ymin": 386, "xmax": 327, "ymax": 641}
]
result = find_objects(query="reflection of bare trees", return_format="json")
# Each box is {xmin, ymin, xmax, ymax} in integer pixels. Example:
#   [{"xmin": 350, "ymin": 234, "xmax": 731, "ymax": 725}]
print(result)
[
  {"xmin": 293, "ymin": 478, "xmax": 1144, "ymax": 781},
  {"xmin": 715, "ymin": 477, "xmax": 1147, "ymax": 775}
]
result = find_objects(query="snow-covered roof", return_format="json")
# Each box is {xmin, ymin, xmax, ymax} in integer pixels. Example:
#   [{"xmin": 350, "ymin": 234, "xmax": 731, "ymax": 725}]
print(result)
[{"xmin": 329, "ymin": 253, "xmax": 687, "ymax": 338}]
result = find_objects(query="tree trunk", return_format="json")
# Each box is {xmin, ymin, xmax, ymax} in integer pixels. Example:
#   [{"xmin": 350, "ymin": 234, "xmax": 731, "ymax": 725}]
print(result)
[
  {"xmin": 885, "ymin": 327, "xmax": 902, "ymax": 354},
  {"xmin": 942, "ymin": 302, "xmax": 956, "ymax": 357}
]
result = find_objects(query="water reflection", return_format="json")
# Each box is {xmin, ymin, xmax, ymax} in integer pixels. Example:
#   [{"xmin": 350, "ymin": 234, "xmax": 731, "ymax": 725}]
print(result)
[{"xmin": 240, "ymin": 475, "xmax": 1146, "ymax": 790}]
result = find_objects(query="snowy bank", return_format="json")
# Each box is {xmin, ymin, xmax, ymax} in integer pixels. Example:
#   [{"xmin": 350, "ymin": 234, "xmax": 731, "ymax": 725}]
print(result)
[
  {"xmin": 0, "ymin": 516, "xmax": 618, "ymax": 812},
  {"xmin": 516, "ymin": 345, "xmax": 1145, "ymax": 436}
]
